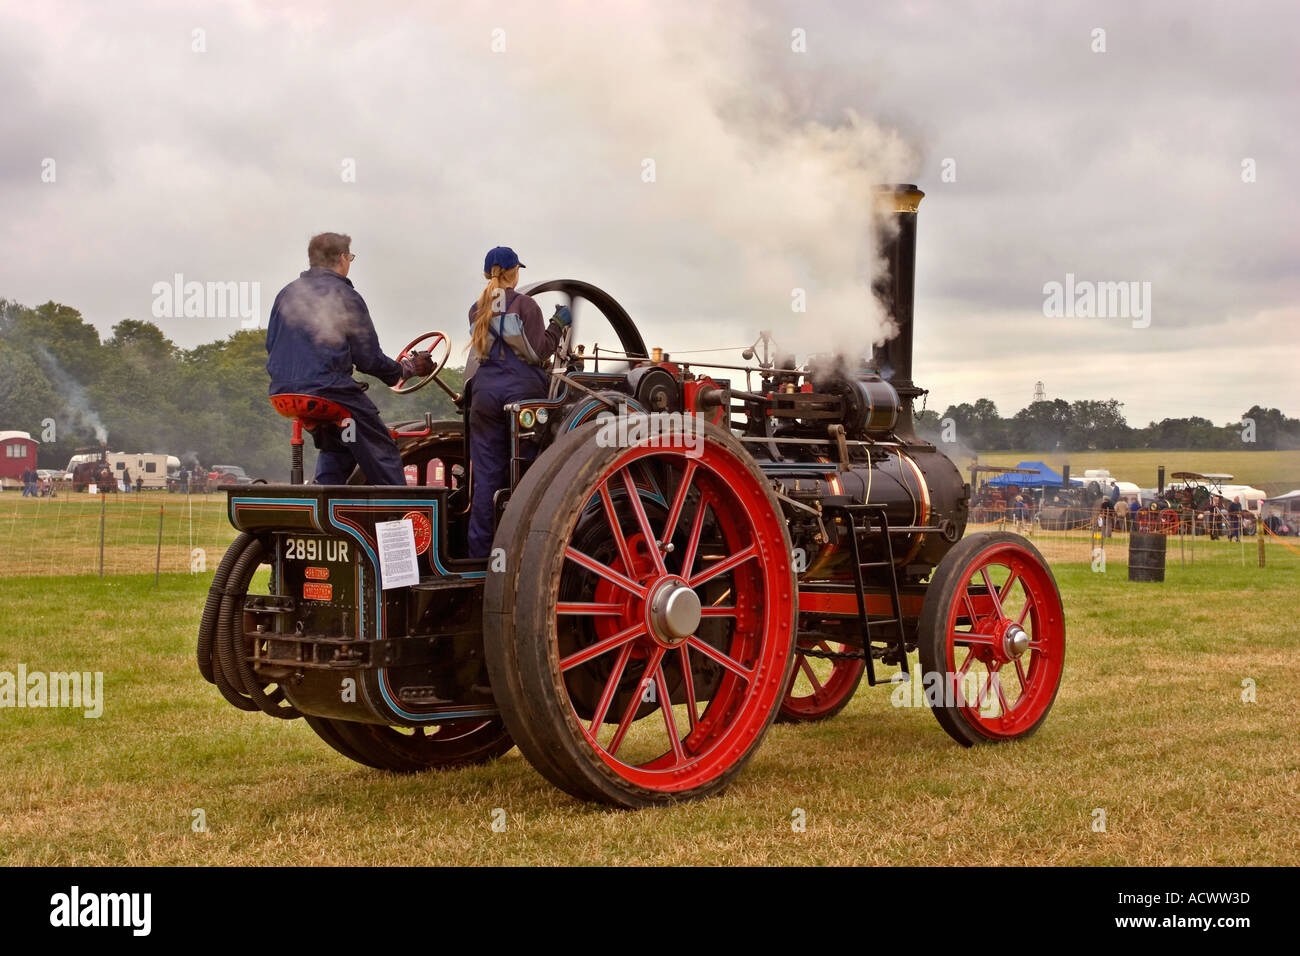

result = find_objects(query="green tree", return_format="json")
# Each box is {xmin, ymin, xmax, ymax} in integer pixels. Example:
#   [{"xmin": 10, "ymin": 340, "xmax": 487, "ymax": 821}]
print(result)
[
  {"xmin": 1065, "ymin": 399, "xmax": 1130, "ymax": 450},
  {"xmin": 0, "ymin": 340, "xmax": 58, "ymax": 439},
  {"xmin": 0, "ymin": 300, "xmax": 103, "ymax": 379},
  {"xmin": 1139, "ymin": 416, "xmax": 1221, "ymax": 449},
  {"xmin": 939, "ymin": 398, "xmax": 1006, "ymax": 451},
  {"xmin": 914, "ymin": 408, "xmax": 942, "ymax": 443},
  {"xmin": 1240, "ymin": 406, "xmax": 1300, "ymax": 450},
  {"xmin": 1008, "ymin": 399, "xmax": 1071, "ymax": 450},
  {"xmin": 0, "ymin": 300, "xmax": 112, "ymax": 464}
]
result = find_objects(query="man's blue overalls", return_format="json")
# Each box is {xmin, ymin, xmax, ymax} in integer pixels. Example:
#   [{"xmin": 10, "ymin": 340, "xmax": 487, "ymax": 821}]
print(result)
[
  {"xmin": 467, "ymin": 289, "xmax": 549, "ymax": 558},
  {"xmin": 266, "ymin": 267, "xmax": 407, "ymax": 485}
]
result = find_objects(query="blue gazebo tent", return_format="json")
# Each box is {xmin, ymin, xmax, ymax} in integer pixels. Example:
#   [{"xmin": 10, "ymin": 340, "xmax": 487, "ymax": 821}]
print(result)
[{"xmin": 985, "ymin": 461, "xmax": 1072, "ymax": 488}]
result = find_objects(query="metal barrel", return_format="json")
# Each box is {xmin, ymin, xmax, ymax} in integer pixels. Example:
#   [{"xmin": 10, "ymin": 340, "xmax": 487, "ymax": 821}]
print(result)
[{"xmin": 1128, "ymin": 531, "xmax": 1167, "ymax": 582}]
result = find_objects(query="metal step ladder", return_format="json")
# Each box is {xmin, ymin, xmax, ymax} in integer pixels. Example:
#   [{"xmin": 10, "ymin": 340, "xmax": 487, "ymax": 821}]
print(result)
[{"xmin": 824, "ymin": 502, "xmax": 908, "ymax": 687}]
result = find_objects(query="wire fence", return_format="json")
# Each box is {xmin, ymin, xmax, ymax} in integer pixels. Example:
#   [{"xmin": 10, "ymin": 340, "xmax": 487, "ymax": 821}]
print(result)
[
  {"xmin": 0, "ymin": 490, "xmax": 238, "ymax": 578},
  {"xmin": 1, "ymin": 489, "xmax": 1295, "ymax": 578},
  {"xmin": 963, "ymin": 513, "xmax": 1297, "ymax": 569}
]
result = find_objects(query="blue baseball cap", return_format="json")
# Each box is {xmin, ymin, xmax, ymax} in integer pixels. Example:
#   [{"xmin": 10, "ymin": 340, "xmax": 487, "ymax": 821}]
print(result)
[{"xmin": 484, "ymin": 246, "xmax": 525, "ymax": 272}]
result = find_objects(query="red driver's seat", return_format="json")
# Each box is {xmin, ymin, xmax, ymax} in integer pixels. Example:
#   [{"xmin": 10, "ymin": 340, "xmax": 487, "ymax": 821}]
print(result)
[{"xmin": 269, "ymin": 393, "xmax": 351, "ymax": 485}]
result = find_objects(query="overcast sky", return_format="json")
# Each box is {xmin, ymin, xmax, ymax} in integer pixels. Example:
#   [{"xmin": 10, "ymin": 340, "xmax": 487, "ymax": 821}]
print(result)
[{"xmin": 2, "ymin": 0, "xmax": 1297, "ymax": 425}]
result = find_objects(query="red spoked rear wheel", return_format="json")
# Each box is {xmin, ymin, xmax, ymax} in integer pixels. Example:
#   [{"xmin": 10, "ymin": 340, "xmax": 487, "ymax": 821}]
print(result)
[
  {"xmin": 314, "ymin": 717, "xmax": 514, "ymax": 771},
  {"xmin": 484, "ymin": 418, "xmax": 795, "ymax": 807},
  {"xmin": 777, "ymin": 640, "xmax": 865, "ymax": 722},
  {"xmin": 918, "ymin": 532, "xmax": 1065, "ymax": 746}
]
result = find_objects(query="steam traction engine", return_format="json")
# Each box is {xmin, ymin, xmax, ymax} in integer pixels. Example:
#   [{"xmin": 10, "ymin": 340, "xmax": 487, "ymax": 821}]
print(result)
[{"xmin": 199, "ymin": 186, "xmax": 1065, "ymax": 808}]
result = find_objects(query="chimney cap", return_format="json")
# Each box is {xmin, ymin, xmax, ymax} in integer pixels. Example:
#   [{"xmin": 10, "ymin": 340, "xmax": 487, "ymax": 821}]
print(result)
[{"xmin": 874, "ymin": 184, "xmax": 924, "ymax": 213}]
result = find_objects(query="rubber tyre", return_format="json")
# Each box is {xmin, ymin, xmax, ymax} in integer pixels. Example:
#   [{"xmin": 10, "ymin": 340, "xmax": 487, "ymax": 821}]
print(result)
[
  {"xmin": 325, "ymin": 719, "xmax": 514, "ymax": 772},
  {"xmin": 302, "ymin": 715, "xmax": 386, "ymax": 770},
  {"xmin": 489, "ymin": 419, "xmax": 796, "ymax": 808},
  {"xmin": 483, "ymin": 425, "xmax": 606, "ymax": 802}
]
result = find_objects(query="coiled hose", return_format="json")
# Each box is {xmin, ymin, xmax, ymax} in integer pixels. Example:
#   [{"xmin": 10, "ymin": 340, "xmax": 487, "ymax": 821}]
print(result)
[{"xmin": 197, "ymin": 533, "xmax": 300, "ymax": 719}]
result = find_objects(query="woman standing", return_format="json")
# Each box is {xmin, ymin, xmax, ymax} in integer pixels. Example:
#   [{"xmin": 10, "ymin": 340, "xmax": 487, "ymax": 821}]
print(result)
[{"xmin": 465, "ymin": 246, "xmax": 571, "ymax": 557}]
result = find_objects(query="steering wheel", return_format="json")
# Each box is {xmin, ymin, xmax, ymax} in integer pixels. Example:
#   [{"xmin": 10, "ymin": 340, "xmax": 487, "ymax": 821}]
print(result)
[
  {"xmin": 392, "ymin": 331, "xmax": 452, "ymax": 396},
  {"xmin": 519, "ymin": 279, "xmax": 648, "ymax": 359},
  {"xmin": 518, "ymin": 279, "xmax": 649, "ymax": 399}
]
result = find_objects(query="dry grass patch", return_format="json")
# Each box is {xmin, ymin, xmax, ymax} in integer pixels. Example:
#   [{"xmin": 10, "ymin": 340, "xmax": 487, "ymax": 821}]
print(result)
[{"xmin": 0, "ymin": 549, "xmax": 1296, "ymax": 865}]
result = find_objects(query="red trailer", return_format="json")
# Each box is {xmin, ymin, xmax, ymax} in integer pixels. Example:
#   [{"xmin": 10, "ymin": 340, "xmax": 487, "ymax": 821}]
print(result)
[{"xmin": 0, "ymin": 431, "xmax": 39, "ymax": 486}]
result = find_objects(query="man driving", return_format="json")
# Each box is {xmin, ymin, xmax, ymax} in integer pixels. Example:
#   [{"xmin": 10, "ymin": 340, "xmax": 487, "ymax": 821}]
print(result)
[{"xmin": 266, "ymin": 232, "xmax": 434, "ymax": 484}]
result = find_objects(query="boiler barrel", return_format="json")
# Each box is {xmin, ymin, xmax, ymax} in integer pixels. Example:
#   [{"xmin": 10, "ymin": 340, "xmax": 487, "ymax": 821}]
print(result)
[
  {"xmin": 771, "ymin": 457, "xmax": 930, "ymax": 532},
  {"xmin": 765, "ymin": 445, "xmax": 967, "ymax": 569}
]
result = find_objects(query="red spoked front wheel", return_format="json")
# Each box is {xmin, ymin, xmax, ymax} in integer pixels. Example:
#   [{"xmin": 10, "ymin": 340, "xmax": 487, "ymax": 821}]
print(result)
[
  {"xmin": 484, "ymin": 418, "xmax": 795, "ymax": 807},
  {"xmin": 777, "ymin": 639, "xmax": 865, "ymax": 722},
  {"xmin": 918, "ymin": 532, "xmax": 1065, "ymax": 746}
]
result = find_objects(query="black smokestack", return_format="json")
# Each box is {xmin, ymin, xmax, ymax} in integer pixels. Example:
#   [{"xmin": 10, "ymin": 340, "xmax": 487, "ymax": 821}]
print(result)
[
  {"xmin": 872, "ymin": 184, "xmax": 923, "ymax": 386},
  {"xmin": 871, "ymin": 184, "xmax": 924, "ymax": 438},
  {"xmin": 1157, "ymin": 465, "xmax": 1165, "ymax": 494}
]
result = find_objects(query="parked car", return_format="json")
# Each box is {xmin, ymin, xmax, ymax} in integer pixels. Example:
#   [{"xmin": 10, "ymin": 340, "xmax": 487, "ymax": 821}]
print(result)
[{"xmin": 209, "ymin": 465, "xmax": 266, "ymax": 486}]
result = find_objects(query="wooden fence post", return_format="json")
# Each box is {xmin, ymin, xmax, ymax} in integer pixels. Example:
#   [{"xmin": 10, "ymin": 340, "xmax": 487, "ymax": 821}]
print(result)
[{"xmin": 155, "ymin": 505, "xmax": 165, "ymax": 584}]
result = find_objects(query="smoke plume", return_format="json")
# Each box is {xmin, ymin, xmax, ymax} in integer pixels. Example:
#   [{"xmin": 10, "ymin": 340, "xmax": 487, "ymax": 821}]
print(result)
[
  {"xmin": 33, "ymin": 345, "xmax": 109, "ymax": 443},
  {"xmin": 507, "ymin": 2, "xmax": 921, "ymax": 362}
]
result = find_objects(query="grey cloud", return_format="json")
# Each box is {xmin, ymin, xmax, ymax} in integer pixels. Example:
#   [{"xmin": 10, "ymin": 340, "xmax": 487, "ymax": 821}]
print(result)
[{"xmin": 0, "ymin": 0, "xmax": 1296, "ymax": 426}]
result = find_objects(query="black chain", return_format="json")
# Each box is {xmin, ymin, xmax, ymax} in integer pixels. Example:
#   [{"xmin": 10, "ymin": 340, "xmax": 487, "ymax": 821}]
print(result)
[
  {"xmin": 797, "ymin": 645, "xmax": 867, "ymax": 661},
  {"xmin": 796, "ymin": 645, "xmax": 912, "ymax": 663}
]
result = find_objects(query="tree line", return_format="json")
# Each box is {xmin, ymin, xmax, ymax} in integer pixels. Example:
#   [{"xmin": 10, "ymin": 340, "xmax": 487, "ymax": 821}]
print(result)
[
  {"xmin": 1, "ymin": 297, "xmax": 1294, "ymax": 479},
  {"xmin": 915, "ymin": 397, "xmax": 1300, "ymax": 452},
  {"xmin": 0, "ymin": 299, "xmax": 462, "ymax": 481}
]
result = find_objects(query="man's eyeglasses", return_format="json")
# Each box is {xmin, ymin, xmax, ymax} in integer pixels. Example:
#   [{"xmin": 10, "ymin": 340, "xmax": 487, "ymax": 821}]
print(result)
[{"xmin": 343, "ymin": 253, "xmax": 356, "ymax": 261}]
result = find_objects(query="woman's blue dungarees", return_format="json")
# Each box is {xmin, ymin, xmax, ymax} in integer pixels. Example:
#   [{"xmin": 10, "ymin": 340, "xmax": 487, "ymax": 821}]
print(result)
[{"xmin": 467, "ymin": 290, "xmax": 548, "ymax": 557}]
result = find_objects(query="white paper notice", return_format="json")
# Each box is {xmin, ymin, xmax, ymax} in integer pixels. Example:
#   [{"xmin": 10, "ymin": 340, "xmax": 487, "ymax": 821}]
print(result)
[{"xmin": 374, "ymin": 519, "xmax": 420, "ymax": 590}]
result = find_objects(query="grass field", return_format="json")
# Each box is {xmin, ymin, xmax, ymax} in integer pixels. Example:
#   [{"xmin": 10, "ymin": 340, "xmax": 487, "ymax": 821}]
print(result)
[
  {"xmin": 1, "ymin": 539, "xmax": 1297, "ymax": 866},
  {"xmin": 966, "ymin": 449, "xmax": 1300, "ymax": 495}
]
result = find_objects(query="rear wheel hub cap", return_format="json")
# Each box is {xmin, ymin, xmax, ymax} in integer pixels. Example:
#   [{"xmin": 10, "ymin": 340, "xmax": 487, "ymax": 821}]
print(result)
[{"xmin": 648, "ymin": 579, "xmax": 700, "ymax": 645}]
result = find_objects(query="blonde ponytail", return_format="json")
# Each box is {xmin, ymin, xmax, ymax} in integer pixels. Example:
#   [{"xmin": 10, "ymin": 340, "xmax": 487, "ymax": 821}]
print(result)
[{"xmin": 470, "ymin": 265, "xmax": 521, "ymax": 359}]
